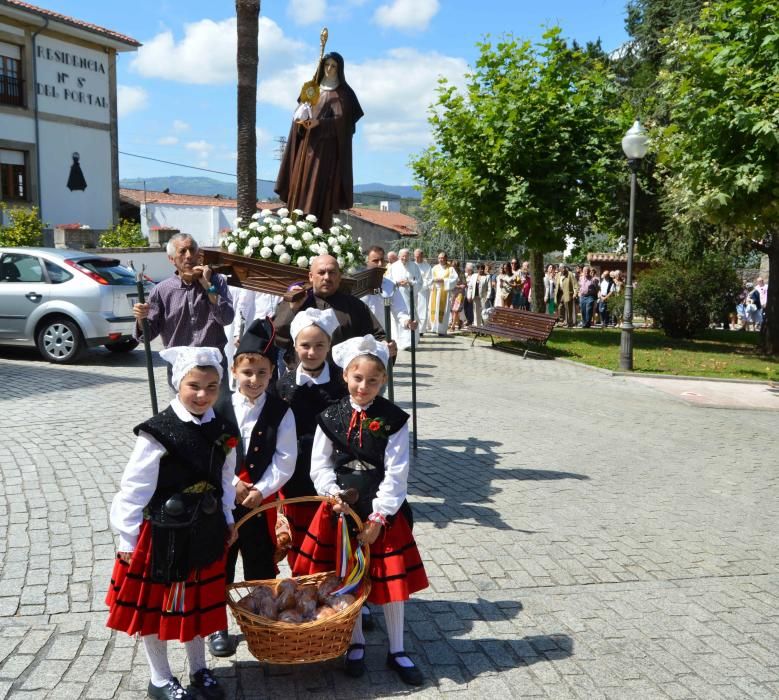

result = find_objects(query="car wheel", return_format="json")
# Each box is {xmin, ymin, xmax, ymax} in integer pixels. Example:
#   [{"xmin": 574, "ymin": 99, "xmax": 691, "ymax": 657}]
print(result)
[
  {"xmin": 36, "ymin": 316, "xmax": 85, "ymax": 364},
  {"xmin": 104, "ymin": 338, "xmax": 139, "ymax": 353}
]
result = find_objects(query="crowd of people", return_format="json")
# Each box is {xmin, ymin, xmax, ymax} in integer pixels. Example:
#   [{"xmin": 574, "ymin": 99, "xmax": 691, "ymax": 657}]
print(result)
[{"xmin": 736, "ymin": 277, "xmax": 768, "ymax": 331}]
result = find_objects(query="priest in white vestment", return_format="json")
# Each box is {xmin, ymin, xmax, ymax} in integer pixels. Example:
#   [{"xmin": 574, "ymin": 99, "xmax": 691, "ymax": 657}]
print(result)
[
  {"xmin": 414, "ymin": 249, "xmax": 432, "ymax": 334},
  {"xmin": 429, "ymin": 252, "xmax": 458, "ymax": 336},
  {"xmin": 388, "ymin": 248, "xmax": 421, "ymax": 349}
]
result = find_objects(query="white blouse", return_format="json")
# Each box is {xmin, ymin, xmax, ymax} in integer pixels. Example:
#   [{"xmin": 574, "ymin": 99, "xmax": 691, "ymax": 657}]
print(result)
[
  {"xmin": 310, "ymin": 399, "xmax": 410, "ymax": 517},
  {"xmin": 110, "ymin": 397, "xmax": 237, "ymax": 553},
  {"xmin": 230, "ymin": 392, "xmax": 297, "ymax": 497},
  {"xmin": 295, "ymin": 362, "xmax": 332, "ymax": 386}
]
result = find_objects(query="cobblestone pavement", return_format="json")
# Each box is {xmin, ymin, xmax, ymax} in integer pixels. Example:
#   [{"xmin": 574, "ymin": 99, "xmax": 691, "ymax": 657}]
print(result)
[{"xmin": 0, "ymin": 335, "xmax": 777, "ymax": 699}]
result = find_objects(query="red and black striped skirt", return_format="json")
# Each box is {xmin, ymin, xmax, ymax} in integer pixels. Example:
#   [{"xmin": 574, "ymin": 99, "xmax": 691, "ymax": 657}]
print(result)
[
  {"xmin": 291, "ymin": 502, "xmax": 428, "ymax": 605},
  {"xmin": 105, "ymin": 521, "xmax": 227, "ymax": 642},
  {"xmin": 282, "ymin": 500, "xmax": 321, "ymax": 570}
]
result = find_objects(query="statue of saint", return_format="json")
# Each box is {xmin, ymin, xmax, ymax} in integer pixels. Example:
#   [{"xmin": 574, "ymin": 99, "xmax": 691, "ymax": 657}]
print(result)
[{"xmin": 274, "ymin": 52, "xmax": 363, "ymax": 230}]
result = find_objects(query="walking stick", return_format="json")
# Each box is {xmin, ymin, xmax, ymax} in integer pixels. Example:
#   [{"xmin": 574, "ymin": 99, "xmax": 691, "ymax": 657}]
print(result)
[
  {"xmin": 383, "ymin": 290, "xmax": 394, "ymax": 402},
  {"xmin": 408, "ymin": 282, "xmax": 418, "ymax": 452},
  {"xmin": 130, "ymin": 261, "xmax": 158, "ymax": 415}
]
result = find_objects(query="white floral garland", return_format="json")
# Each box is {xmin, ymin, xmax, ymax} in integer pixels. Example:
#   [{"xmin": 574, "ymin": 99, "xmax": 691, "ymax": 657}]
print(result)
[{"xmin": 220, "ymin": 207, "xmax": 363, "ymax": 273}]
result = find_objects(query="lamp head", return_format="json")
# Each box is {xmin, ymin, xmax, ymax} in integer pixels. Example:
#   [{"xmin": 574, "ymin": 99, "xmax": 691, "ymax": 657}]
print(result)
[{"xmin": 622, "ymin": 120, "xmax": 649, "ymax": 160}]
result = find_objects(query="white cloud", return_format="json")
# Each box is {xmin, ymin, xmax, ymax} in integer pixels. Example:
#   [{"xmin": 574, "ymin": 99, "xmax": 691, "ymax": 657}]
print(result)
[
  {"xmin": 257, "ymin": 48, "xmax": 467, "ymax": 151},
  {"xmin": 185, "ymin": 140, "xmax": 214, "ymax": 162},
  {"xmin": 131, "ymin": 16, "xmax": 306, "ymax": 85},
  {"xmin": 288, "ymin": 0, "xmax": 327, "ymax": 25},
  {"xmin": 157, "ymin": 136, "xmax": 179, "ymax": 145},
  {"xmin": 373, "ymin": 0, "xmax": 439, "ymax": 31},
  {"xmin": 256, "ymin": 126, "xmax": 273, "ymax": 148},
  {"xmin": 172, "ymin": 120, "xmax": 190, "ymax": 132},
  {"xmin": 117, "ymin": 85, "xmax": 148, "ymax": 117}
]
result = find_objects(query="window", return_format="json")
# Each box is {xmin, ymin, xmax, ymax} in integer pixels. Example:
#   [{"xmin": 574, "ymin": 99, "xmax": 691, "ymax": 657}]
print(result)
[
  {"xmin": 0, "ymin": 42, "xmax": 24, "ymax": 107},
  {"xmin": 0, "ymin": 150, "xmax": 27, "ymax": 201},
  {"xmin": 0, "ymin": 254, "xmax": 43, "ymax": 283},
  {"xmin": 44, "ymin": 260, "xmax": 73, "ymax": 284}
]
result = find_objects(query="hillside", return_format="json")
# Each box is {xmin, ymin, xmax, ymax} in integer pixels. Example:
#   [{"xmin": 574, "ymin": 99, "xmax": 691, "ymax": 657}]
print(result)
[{"xmin": 119, "ymin": 176, "xmax": 422, "ymax": 201}]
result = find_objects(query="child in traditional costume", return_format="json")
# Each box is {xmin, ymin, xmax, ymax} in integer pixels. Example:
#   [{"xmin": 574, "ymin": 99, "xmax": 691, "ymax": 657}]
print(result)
[
  {"xmin": 292, "ymin": 334, "xmax": 428, "ymax": 685},
  {"xmin": 207, "ymin": 317, "xmax": 297, "ymax": 657},
  {"xmin": 275, "ymin": 308, "xmax": 346, "ymax": 569},
  {"xmin": 106, "ymin": 346, "xmax": 237, "ymax": 700}
]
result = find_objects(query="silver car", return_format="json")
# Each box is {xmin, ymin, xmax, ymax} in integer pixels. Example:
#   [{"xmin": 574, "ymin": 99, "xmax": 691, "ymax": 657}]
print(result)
[{"xmin": 0, "ymin": 247, "xmax": 152, "ymax": 363}]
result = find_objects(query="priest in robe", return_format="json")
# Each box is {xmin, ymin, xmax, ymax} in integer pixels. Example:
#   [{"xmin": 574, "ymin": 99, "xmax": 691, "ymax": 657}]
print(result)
[{"xmin": 429, "ymin": 252, "xmax": 458, "ymax": 337}]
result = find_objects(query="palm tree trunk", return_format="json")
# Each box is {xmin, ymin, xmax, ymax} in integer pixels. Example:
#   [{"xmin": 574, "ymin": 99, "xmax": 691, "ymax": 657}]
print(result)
[{"xmin": 235, "ymin": 0, "xmax": 260, "ymax": 224}]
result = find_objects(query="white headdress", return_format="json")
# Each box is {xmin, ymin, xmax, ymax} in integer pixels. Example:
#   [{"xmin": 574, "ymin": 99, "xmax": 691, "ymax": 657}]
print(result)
[
  {"xmin": 331, "ymin": 334, "xmax": 390, "ymax": 369},
  {"xmin": 290, "ymin": 307, "xmax": 339, "ymax": 343},
  {"xmin": 159, "ymin": 346, "xmax": 224, "ymax": 390}
]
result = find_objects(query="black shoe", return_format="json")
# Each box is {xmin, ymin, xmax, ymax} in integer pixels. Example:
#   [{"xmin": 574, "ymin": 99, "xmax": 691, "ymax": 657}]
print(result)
[
  {"xmin": 189, "ymin": 668, "xmax": 224, "ymax": 700},
  {"xmin": 206, "ymin": 630, "xmax": 234, "ymax": 658},
  {"xmin": 344, "ymin": 643, "xmax": 366, "ymax": 678},
  {"xmin": 147, "ymin": 677, "xmax": 194, "ymax": 700},
  {"xmin": 386, "ymin": 652, "xmax": 424, "ymax": 686},
  {"xmin": 361, "ymin": 607, "xmax": 375, "ymax": 632}
]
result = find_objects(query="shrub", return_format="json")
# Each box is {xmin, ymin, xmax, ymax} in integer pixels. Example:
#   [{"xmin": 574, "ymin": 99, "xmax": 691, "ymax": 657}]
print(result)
[
  {"xmin": 99, "ymin": 219, "xmax": 148, "ymax": 248},
  {"xmin": 634, "ymin": 255, "xmax": 741, "ymax": 338},
  {"xmin": 0, "ymin": 204, "xmax": 45, "ymax": 247}
]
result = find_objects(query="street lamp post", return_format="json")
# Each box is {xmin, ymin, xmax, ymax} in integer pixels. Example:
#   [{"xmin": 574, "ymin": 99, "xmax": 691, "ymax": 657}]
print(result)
[{"xmin": 619, "ymin": 120, "xmax": 649, "ymax": 371}]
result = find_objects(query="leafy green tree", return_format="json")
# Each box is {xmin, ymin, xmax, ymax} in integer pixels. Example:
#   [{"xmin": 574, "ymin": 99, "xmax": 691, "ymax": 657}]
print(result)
[
  {"xmin": 656, "ymin": 0, "xmax": 779, "ymax": 353},
  {"xmin": 0, "ymin": 204, "xmax": 44, "ymax": 246},
  {"xmin": 99, "ymin": 219, "xmax": 148, "ymax": 248},
  {"xmin": 412, "ymin": 29, "xmax": 626, "ymax": 311}
]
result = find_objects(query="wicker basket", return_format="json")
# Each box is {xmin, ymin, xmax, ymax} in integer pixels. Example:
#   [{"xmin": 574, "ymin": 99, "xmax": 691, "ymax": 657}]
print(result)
[{"xmin": 226, "ymin": 496, "xmax": 371, "ymax": 664}]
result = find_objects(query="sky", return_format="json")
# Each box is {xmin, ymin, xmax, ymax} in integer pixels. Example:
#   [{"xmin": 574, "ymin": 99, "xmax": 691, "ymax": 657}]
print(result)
[{"xmin": 42, "ymin": 0, "xmax": 631, "ymax": 188}]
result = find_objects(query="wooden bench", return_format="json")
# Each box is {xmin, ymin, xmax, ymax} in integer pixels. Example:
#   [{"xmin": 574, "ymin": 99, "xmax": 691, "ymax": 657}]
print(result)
[{"xmin": 469, "ymin": 307, "xmax": 557, "ymax": 357}]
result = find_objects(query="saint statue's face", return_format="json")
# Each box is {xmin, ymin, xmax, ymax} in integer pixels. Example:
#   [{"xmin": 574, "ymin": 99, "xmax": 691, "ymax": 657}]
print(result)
[{"xmin": 323, "ymin": 58, "xmax": 338, "ymax": 80}]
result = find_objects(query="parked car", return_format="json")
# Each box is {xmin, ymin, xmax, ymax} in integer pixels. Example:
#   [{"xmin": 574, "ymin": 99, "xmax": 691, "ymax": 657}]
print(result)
[{"xmin": 0, "ymin": 247, "xmax": 153, "ymax": 363}]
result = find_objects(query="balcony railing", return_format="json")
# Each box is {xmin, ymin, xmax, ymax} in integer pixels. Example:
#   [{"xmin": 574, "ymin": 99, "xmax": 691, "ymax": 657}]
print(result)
[{"xmin": 0, "ymin": 75, "xmax": 25, "ymax": 107}]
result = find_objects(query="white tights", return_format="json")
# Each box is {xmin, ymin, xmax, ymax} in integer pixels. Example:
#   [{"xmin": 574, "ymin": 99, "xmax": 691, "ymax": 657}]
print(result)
[
  {"xmin": 349, "ymin": 602, "xmax": 414, "ymax": 667},
  {"xmin": 142, "ymin": 635, "xmax": 207, "ymax": 688}
]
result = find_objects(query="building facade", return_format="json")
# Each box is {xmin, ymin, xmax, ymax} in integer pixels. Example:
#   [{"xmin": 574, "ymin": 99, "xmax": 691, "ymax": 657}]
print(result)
[{"xmin": 0, "ymin": 1, "xmax": 139, "ymax": 228}]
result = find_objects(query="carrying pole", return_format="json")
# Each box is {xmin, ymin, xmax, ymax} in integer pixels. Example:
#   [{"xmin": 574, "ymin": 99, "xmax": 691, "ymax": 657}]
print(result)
[
  {"xmin": 131, "ymin": 261, "xmax": 158, "ymax": 414},
  {"xmin": 383, "ymin": 292, "xmax": 394, "ymax": 402},
  {"xmin": 408, "ymin": 282, "xmax": 418, "ymax": 452}
]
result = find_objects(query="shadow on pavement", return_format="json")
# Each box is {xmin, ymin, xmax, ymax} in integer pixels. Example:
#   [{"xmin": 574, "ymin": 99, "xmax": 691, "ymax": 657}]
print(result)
[
  {"xmin": 218, "ymin": 598, "xmax": 572, "ymax": 695},
  {"xmin": 410, "ymin": 438, "xmax": 589, "ymax": 531}
]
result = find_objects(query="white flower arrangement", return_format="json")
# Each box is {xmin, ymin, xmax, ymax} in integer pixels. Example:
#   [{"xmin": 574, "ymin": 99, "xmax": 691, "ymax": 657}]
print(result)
[{"xmin": 221, "ymin": 210, "xmax": 363, "ymax": 271}]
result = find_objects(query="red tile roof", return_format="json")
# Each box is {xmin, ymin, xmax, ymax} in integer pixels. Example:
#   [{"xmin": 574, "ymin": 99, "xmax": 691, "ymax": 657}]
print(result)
[
  {"xmin": 119, "ymin": 188, "xmax": 280, "ymax": 210},
  {"xmin": 3, "ymin": 1, "xmax": 141, "ymax": 48},
  {"xmin": 343, "ymin": 207, "xmax": 418, "ymax": 237}
]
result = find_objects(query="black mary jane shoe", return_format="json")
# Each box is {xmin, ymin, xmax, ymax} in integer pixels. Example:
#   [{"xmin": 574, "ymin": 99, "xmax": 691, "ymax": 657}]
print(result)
[
  {"xmin": 189, "ymin": 668, "xmax": 225, "ymax": 700},
  {"xmin": 386, "ymin": 652, "xmax": 424, "ymax": 686},
  {"xmin": 344, "ymin": 643, "xmax": 366, "ymax": 678},
  {"xmin": 147, "ymin": 677, "xmax": 194, "ymax": 700},
  {"xmin": 206, "ymin": 630, "xmax": 234, "ymax": 658}
]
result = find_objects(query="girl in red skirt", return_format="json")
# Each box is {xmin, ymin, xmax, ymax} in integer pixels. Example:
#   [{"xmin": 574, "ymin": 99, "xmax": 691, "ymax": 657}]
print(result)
[
  {"xmin": 275, "ymin": 308, "xmax": 345, "ymax": 569},
  {"xmin": 292, "ymin": 334, "xmax": 428, "ymax": 686},
  {"xmin": 106, "ymin": 346, "xmax": 238, "ymax": 700}
]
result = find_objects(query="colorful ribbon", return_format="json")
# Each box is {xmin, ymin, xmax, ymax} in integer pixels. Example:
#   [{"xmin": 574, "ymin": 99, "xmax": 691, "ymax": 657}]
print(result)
[
  {"xmin": 332, "ymin": 513, "xmax": 366, "ymax": 596},
  {"xmin": 165, "ymin": 581, "xmax": 187, "ymax": 614}
]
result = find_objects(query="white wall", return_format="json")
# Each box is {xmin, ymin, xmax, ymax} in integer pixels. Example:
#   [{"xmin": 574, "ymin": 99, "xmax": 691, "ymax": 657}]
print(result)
[
  {"xmin": 38, "ymin": 120, "xmax": 113, "ymax": 229},
  {"xmin": 141, "ymin": 203, "xmax": 237, "ymax": 248},
  {"xmin": 0, "ymin": 112, "xmax": 35, "ymax": 143}
]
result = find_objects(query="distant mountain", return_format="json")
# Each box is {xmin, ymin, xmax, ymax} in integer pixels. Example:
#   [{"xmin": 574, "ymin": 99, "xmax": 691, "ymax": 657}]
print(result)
[{"xmin": 119, "ymin": 176, "xmax": 421, "ymax": 201}]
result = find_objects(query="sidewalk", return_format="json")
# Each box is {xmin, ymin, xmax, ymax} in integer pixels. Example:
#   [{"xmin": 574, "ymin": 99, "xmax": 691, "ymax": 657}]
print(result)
[{"xmin": 0, "ymin": 336, "xmax": 777, "ymax": 699}]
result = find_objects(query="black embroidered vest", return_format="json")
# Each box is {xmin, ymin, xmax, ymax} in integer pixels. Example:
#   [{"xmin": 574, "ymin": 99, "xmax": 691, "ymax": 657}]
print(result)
[
  {"xmin": 276, "ymin": 363, "xmax": 347, "ymax": 497},
  {"xmin": 216, "ymin": 392, "xmax": 288, "ymax": 484},
  {"xmin": 317, "ymin": 396, "xmax": 410, "ymax": 521}
]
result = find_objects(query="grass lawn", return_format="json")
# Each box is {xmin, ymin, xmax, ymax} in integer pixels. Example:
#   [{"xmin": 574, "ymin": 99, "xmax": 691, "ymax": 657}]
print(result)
[{"xmin": 486, "ymin": 327, "xmax": 779, "ymax": 381}]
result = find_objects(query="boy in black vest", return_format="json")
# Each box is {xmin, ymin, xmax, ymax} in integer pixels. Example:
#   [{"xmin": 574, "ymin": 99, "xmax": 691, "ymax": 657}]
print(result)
[{"xmin": 207, "ymin": 318, "xmax": 297, "ymax": 657}]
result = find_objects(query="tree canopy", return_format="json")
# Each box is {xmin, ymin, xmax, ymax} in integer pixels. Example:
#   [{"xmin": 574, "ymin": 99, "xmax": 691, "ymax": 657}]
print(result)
[
  {"xmin": 656, "ymin": 0, "xmax": 779, "ymax": 352},
  {"xmin": 411, "ymin": 29, "xmax": 626, "ymax": 255}
]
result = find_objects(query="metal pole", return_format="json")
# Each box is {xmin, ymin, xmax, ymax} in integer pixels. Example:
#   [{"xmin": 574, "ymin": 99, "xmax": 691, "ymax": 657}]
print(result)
[
  {"xmin": 619, "ymin": 161, "xmax": 639, "ymax": 371},
  {"xmin": 383, "ymin": 293, "xmax": 394, "ymax": 402},
  {"xmin": 408, "ymin": 282, "xmax": 418, "ymax": 452},
  {"xmin": 131, "ymin": 262, "xmax": 159, "ymax": 414}
]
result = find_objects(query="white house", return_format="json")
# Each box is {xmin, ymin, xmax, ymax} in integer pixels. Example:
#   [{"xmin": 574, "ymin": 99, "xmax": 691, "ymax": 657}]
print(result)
[{"xmin": 0, "ymin": 1, "xmax": 139, "ymax": 229}]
